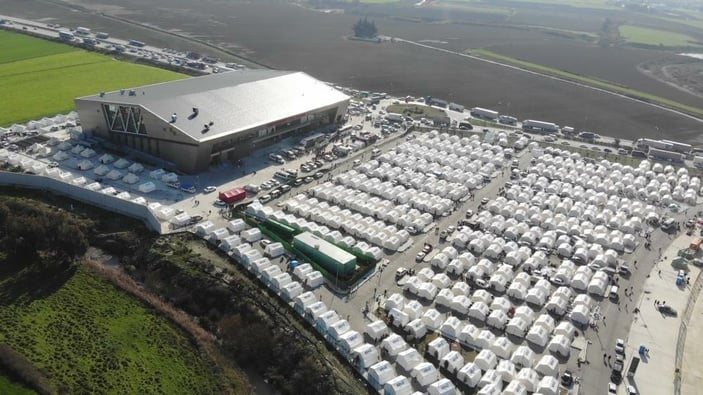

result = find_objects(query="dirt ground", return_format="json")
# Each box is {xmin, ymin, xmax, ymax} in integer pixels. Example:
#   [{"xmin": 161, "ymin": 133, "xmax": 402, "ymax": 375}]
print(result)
[
  {"xmin": 639, "ymin": 57, "xmax": 703, "ymax": 99},
  {"xmin": 4, "ymin": 0, "xmax": 703, "ymax": 142}
]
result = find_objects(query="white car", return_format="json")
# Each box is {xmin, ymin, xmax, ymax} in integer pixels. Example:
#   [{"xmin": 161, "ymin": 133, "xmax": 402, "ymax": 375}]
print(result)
[
  {"xmin": 203, "ymin": 185, "xmax": 216, "ymax": 193},
  {"xmin": 608, "ymin": 382, "xmax": 617, "ymax": 395},
  {"xmin": 615, "ymin": 338, "xmax": 625, "ymax": 355}
]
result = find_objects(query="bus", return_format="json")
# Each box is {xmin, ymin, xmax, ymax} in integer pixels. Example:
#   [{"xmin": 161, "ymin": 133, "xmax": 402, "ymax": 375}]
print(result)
[{"xmin": 300, "ymin": 132, "xmax": 327, "ymax": 148}]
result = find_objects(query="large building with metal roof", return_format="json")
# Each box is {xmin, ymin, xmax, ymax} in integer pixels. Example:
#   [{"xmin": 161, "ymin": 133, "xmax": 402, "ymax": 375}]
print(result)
[{"xmin": 75, "ymin": 70, "xmax": 349, "ymax": 173}]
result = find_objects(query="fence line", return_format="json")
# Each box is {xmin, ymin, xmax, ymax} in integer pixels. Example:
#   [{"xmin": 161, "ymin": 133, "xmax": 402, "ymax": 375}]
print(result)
[{"xmin": 0, "ymin": 171, "xmax": 165, "ymax": 233}]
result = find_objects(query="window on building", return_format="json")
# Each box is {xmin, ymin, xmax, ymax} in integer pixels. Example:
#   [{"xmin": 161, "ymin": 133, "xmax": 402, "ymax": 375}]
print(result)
[{"xmin": 102, "ymin": 104, "xmax": 147, "ymax": 135}]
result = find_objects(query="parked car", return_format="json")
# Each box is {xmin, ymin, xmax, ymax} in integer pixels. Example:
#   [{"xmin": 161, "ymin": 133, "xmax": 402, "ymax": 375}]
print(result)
[
  {"xmin": 203, "ymin": 185, "xmax": 217, "ymax": 193},
  {"xmin": 657, "ymin": 304, "xmax": 677, "ymax": 316},
  {"xmin": 259, "ymin": 194, "xmax": 272, "ymax": 203},
  {"xmin": 213, "ymin": 199, "xmax": 226, "ymax": 207}
]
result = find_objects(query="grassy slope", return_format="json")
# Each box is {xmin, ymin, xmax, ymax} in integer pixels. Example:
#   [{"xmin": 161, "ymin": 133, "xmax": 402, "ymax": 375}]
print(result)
[
  {"xmin": 471, "ymin": 49, "xmax": 703, "ymax": 118},
  {"xmin": 0, "ymin": 30, "xmax": 186, "ymax": 126},
  {"xmin": 0, "ymin": 266, "xmax": 222, "ymax": 394},
  {"xmin": 619, "ymin": 25, "xmax": 697, "ymax": 47},
  {"xmin": 0, "ymin": 374, "xmax": 36, "ymax": 395}
]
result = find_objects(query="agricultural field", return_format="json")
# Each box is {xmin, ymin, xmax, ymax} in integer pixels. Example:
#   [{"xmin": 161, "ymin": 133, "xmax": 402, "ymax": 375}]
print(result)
[
  {"xmin": 0, "ymin": 266, "xmax": 222, "ymax": 394},
  {"xmin": 619, "ymin": 25, "xmax": 699, "ymax": 48},
  {"xmin": 0, "ymin": 30, "xmax": 185, "ymax": 126}
]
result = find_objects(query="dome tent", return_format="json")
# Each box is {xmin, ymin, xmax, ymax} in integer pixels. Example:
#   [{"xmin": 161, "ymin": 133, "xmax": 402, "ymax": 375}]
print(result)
[
  {"xmin": 534, "ymin": 354, "xmax": 560, "ymax": 377},
  {"xmin": 503, "ymin": 380, "xmax": 527, "ymax": 395},
  {"xmin": 457, "ymin": 362, "xmax": 482, "ymax": 388},
  {"xmin": 426, "ymin": 337, "xmax": 450, "ymax": 361},
  {"xmin": 351, "ymin": 343, "xmax": 380, "ymax": 369},
  {"xmin": 490, "ymin": 336, "xmax": 514, "ymax": 360},
  {"xmin": 537, "ymin": 376, "xmax": 560, "ymax": 395},
  {"xmin": 515, "ymin": 368, "xmax": 540, "ymax": 392},
  {"xmin": 427, "ymin": 378, "xmax": 456, "ymax": 395},
  {"xmin": 411, "ymin": 362, "xmax": 440, "ymax": 388},
  {"xmin": 368, "ymin": 360, "xmax": 396, "ymax": 391},
  {"xmin": 381, "ymin": 333, "xmax": 409, "ymax": 358},
  {"xmin": 440, "ymin": 351, "xmax": 464, "ymax": 375},
  {"xmin": 510, "ymin": 345, "xmax": 536, "ymax": 368},
  {"xmin": 396, "ymin": 348, "xmax": 423, "ymax": 373},
  {"xmin": 548, "ymin": 334, "xmax": 572, "ymax": 357},
  {"xmin": 496, "ymin": 359, "xmax": 517, "ymax": 382},
  {"xmin": 405, "ymin": 319, "xmax": 427, "ymax": 341},
  {"xmin": 474, "ymin": 349, "xmax": 498, "ymax": 371},
  {"xmin": 383, "ymin": 375, "xmax": 413, "ymax": 395},
  {"xmin": 478, "ymin": 369, "xmax": 502, "ymax": 391},
  {"xmin": 439, "ymin": 316, "xmax": 464, "ymax": 341},
  {"xmin": 526, "ymin": 325, "xmax": 550, "ymax": 348},
  {"xmin": 365, "ymin": 320, "xmax": 390, "ymax": 343},
  {"xmin": 459, "ymin": 324, "xmax": 481, "ymax": 349}
]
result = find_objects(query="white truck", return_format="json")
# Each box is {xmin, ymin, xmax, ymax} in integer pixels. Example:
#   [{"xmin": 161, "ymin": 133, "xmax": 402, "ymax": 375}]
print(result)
[
  {"xmin": 470, "ymin": 107, "xmax": 499, "ymax": 120},
  {"xmin": 385, "ymin": 113, "xmax": 404, "ymax": 123}
]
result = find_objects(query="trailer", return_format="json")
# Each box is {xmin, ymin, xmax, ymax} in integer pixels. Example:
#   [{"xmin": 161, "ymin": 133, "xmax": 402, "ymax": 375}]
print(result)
[
  {"xmin": 693, "ymin": 156, "xmax": 703, "ymax": 168},
  {"xmin": 385, "ymin": 113, "xmax": 404, "ymax": 123},
  {"xmin": 58, "ymin": 30, "xmax": 74, "ymax": 41},
  {"xmin": 635, "ymin": 138, "xmax": 672, "ymax": 151},
  {"xmin": 470, "ymin": 107, "xmax": 499, "ymax": 120},
  {"xmin": 128, "ymin": 39, "xmax": 146, "ymax": 48},
  {"xmin": 448, "ymin": 103, "xmax": 465, "ymax": 112},
  {"xmin": 76, "ymin": 26, "xmax": 91, "ymax": 35},
  {"xmin": 649, "ymin": 148, "xmax": 684, "ymax": 162},
  {"xmin": 522, "ymin": 119, "xmax": 559, "ymax": 134},
  {"xmin": 661, "ymin": 139, "xmax": 692, "ymax": 154},
  {"xmin": 219, "ymin": 188, "xmax": 247, "ymax": 204},
  {"xmin": 498, "ymin": 115, "xmax": 518, "ymax": 125},
  {"xmin": 96, "ymin": 32, "xmax": 109, "ymax": 39}
]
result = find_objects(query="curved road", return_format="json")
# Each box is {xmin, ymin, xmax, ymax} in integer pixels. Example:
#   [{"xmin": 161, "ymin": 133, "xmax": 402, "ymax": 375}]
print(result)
[{"xmin": 393, "ymin": 37, "xmax": 703, "ymax": 126}]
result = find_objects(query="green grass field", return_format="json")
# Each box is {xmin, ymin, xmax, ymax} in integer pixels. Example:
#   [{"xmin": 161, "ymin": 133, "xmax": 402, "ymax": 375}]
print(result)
[
  {"xmin": 0, "ymin": 267, "xmax": 222, "ymax": 394},
  {"xmin": 619, "ymin": 25, "xmax": 697, "ymax": 47},
  {"xmin": 387, "ymin": 103, "xmax": 448, "ymax": 119},
  {"xmin": 0, "ymin": 30, "xmax": 185, "ymax": 127}
]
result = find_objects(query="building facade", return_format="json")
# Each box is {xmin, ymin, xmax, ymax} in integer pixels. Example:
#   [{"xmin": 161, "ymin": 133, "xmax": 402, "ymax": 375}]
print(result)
[{"xmin": 75, "ymin": 70, "xmax": 349, "ymax": 173}]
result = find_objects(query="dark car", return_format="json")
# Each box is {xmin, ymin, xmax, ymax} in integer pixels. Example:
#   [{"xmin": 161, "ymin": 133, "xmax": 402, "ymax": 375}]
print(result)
[
  {"xmin": 658, "ymin": 304, "xmax": 677, "ymax": 316},
  {"xmin": 561, "ymin": 371, "xmax": 574, "ymax": 387}
]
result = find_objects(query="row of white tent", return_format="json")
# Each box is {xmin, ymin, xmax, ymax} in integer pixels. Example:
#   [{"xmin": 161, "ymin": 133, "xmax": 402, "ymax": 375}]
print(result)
[
  {"xmin": 532, "ymin": 150, "xmax": 700, "ymax": 204},
  {"xmin": 187, "ymin": 218, "xmax": 462, "ymax": 395},
  {"xmin": 1, "ymin": 112, "xmax": 78, "ymax": 134},
  {"xmin": 274, "ymin": 195, "xmax": 411, "ymax": 253},
  {"xmin": 308, "ymin": 183, "xmax": 436, "ymax": 229}
]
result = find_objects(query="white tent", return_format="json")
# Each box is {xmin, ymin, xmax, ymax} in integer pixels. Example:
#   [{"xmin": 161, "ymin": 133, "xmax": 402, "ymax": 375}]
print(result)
[
  {"xmin": 281, "ymin": 281, "xmax": 303, "ymax": 300},
  {"xmin": 568, "ymin": 304, "xmax": 590, "ymax": 326},
  {"xmin": 304, "ymin": 271, "xmax": 324, "ymax": 289},
  {"xmin": 534, "ymin": 354, "xmax": 560, "ymax": 377},
  {"xmin": 450, "ymin": 295, "xmax": 472, "ymax": 316},
  {"xmin": 106, "ymin": 169, "xmax": 122, "ymax": 180},
  {"xmin": 477, "ymin": 384, "xmax": 501, "ymax": 395},
  {"xmin": 490, "ymin": 336, "xmax": 514, "ymax": 360},
  {"xmin": 227, "ymin": 218, "xmax": 247, "ymax": 233},
  {"xmin": 476, "ymin": 329, "xmax": 496, "ymax": 350},
  {"xmin": 547, "ymin": 334, "xmax": 571, "ymax": 357},
  {"xmin": 352, "ymin": 343, "xmax": 380, "ymax": 370},
  {"xmin": 439, "ymin": 316, "xmax": 464, "ymax": 341},
  {"xmin": 396, "ymin": 347, "xmax": 423, "ymax": 373},
  {"xmin": 293, "ymin": 291, "xmax": 317, "ymax": 314},
  {"xmin": 435, "ymin": 289, "xmax": 454, "ymax": 308},
  {"xmin": 271, "ymin": 272, "xmax": 292, "ymax": 291},
  {"xmin": 384, "ymin": 375, "xmax": 413, "ymax": 395},
  {"xmin": 426, "ymin": 337, "xmax": 450, "ymax": 360},
  {"xmin": 515, "ymin": 368, "xmax": 540, "ymax": 393},
  {"xmin": 459, "ymin": 324, "xmax": 480, "ymax": 350},
  {"xmin": 381, "ymin": 333, "xmax": 408, "ymax": 358},
  {"xmin": 422, "ymin": 309, "xmax": 443, "ymax": 331},
  {"xmin": 385, "ymin": 293, "xmax": 405, "ymax": 311},
  {"xmin": 486, "ymin": 310, "xmax": 508, "ymax": 330},
  {"xmin": 389, "ymin": 308, "xmax": 410, "ymax": 329},
  {"xmin": 264, "ymin": 242, "xmax": 285, "ymax": 258},
  {"xmin": 537, "ymin": 376, "xmax": 560, "ymax": 395},
  {"xmin": 127, "ymin": 162, "xmax": 144, "ymax": 173},
  {"xmin": 526, "ymin": 325, "xmax": 549, "ymax": 348},
  {"xmin": 457, "ymin": 363, "xmax": 482, "ymax": 388},
  {"xmin": 496, "ymin": 359, "xmax": 517, "ymax": 383},
  {"xmin": 469, "ymin": 301, "xmax": 490, "ymax": 322},
  {"xmin": 304, "ymin": 301, "xmax": 328, "ymax": 323},
  {"xmin": 506, "ymin": 317, "xmax": 529, "ymax": 338},
  {"xmin": 241, "ymin": 228, "xmax": 262, "ymax": 243},
  {"xmin": 405, "ymin": 319, "xmax": 427, "ymax": 341},
  {"xmin": 368, "ymin": 361, "xmax": 396, "ymax": 391},
  {"xmin": 545, "ymin": 296, "xmax": 568, "ymax": 317},
  {"xmin": 250, "ymin": 257, "xmax": 270, "ymax": 274},
  {"xmin": 554, "ymin": 321, "xmax": 576, "ymax": 340},
  {"xmin": 510, "ymin": 345, "xmax": 536, "ymax": 368},
  {"xmin": 113, "ymin": 158, "xmax": 131, "ymax": 169},
  {"xmin": 403, "ymin": 300, "xmax": 424, "ymax": 321},
  {"xmin": 427, "ymin": 378, "xmax": 456, "ymax": 395},
  {"xmin": 478, "ymin": 369, "xmax": 502, "ymax": 391},
  {"xmin": 328, "ymin": 319, "xmax": 352, "ymax": 342},
  {"xmin": 502, "ymin": 380, "xmax": 527, "ymax": 395},
  {"xmin": 315, "ymin": 310, "xmax": 340, "ymax": 335},
  {"xmin": 440, "ymin": 351, "xmax": 464, "ymax": 375},
  {"xmin": 122, "ymin": 173, "xmax": 139, "ymax": 184},
  {"xmin": 365, "ymin": 320, "xmax": 389, "ymax": 342},
  {"xmin": 411, "ymin": 362, "xmax": 440, "ymax": 388},
  {"xmin": 138, "ymin": 181, "xmax": 156, "ymax": 193},
  {"xmin": 339, "ymin": 330, "xmax": 364, "ymax": 356},
  {"xmin": 474, "ymin": 349, "xmax": 498, "ymax": 371}
]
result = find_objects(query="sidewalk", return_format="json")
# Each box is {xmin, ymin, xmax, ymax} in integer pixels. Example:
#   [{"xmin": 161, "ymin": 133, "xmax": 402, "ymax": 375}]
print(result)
[
  {"xmin": 622, "ymin": 235, "xmax": 700, "ymax": 395},
  {"xmin": 680, "ymin": 263, "xmax": 703, "ymax": 395}
]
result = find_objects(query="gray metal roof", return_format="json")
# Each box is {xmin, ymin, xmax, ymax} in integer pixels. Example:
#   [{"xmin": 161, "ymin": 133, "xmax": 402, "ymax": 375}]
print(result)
[
  {"xmin": 77, "ymin": 70, "xmax": 349, "ymax": 142},
  {"xmin": 293, "ymin": 232, "xmax": 356, "ymax": 265}
]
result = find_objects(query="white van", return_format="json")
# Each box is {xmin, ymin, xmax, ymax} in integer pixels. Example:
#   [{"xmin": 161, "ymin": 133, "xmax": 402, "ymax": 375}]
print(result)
[
  {"xmin": 609, "ymin": 285, "xmax": 619, "ymax": 300},
  {"xmin": 371, "ymin": 148, "xmax": 382, "ymax": 158}
]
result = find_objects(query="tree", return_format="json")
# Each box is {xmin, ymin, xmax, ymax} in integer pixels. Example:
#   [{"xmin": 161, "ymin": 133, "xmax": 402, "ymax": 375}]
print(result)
[{"xmin": 352, "ymin": 17, "xmax": 378, "ymax": 39}]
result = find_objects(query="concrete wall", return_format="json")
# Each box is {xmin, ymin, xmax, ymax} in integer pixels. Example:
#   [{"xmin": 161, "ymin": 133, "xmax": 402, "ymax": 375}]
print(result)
[{"xmin": 0, "ymin": 171, "xmax": 165, "ymax": 234}]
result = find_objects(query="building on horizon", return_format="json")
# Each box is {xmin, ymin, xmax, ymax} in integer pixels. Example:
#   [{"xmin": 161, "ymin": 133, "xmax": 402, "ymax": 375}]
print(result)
[{"xmin": 75, "ymin": 70, "xmax": 349, "ymax": 173}]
